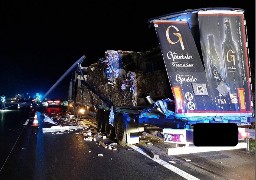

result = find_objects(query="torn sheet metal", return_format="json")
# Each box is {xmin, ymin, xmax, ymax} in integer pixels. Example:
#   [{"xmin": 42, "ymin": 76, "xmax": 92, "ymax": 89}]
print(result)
[
  {"xmin": 139, "ymin": 98, "xmax": 175, "ymax": 119},
  {"xmin": 43, "ymin": 115, "xmax": 57, "ymax": 125}
]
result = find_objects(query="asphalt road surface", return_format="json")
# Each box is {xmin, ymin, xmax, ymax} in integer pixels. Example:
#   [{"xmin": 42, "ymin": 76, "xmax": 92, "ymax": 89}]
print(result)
[
  {"xmin": 0, "ymin": 113, "xmax": 185, "ymax": 180},
  {"xmin": 0, "ymin": 112, "xmax": 255, "ymax": 180}
]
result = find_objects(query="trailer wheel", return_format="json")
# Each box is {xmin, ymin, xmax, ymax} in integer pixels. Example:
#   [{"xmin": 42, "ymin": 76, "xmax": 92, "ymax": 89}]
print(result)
[
  {"xmin": 105, "ymin": 111, "xmax": 115, "ymax": 139},
  {"xmin": 74, "ymin": 106, "xmax": 79, "ymax": 118},
  {"xmin": 106, "ymin": 124, "xmax": 115, "ymax": 140},
  {"xmin": 96, "ymin": 109, "xmax": 104, "ymax": 132},
  {"xmin": 100, "ymin": 110, "xmax": 108, "ymax": 133},
  {"xmin": 115, "ymin": 115, "xmax": 127, "ymax": 146}
]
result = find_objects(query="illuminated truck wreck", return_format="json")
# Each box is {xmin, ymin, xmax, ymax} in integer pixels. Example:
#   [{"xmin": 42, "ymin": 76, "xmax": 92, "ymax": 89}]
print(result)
[{"xmin": 69, "ymin": 8, "xmax": 254, "ymax": 146}]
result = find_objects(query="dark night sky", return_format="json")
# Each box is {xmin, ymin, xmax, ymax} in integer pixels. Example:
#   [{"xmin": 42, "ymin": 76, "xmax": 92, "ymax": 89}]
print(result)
[{"xmin": 0, "ymin": 1, "xmax": 255, "ymax": 99}]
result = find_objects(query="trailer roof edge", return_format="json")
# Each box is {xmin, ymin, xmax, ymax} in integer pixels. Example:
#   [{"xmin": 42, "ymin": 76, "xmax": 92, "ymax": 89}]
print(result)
[{"xmin": 148, "ymin": 7, "xmax": 245, "ymax": 24}]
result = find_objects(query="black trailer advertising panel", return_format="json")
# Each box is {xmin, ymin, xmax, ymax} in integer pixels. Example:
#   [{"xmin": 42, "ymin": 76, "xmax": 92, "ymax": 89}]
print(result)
[
  {"xmin": 152, "ymin": 9, "xmax": 253, "ymax": 115},
  {"xmin": 152, "ymin": 20, "xmax": 215, "ymax": 114}
]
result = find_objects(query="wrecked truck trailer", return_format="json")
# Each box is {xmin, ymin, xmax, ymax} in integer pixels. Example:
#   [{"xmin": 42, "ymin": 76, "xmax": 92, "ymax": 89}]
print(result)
[
  {"xmin": 69, "ymin": 7, "xmax": 254, "ymax": 146},
  {"xmin": 70, "ymin": 49, "xmax": 184, "ymax": 145}
]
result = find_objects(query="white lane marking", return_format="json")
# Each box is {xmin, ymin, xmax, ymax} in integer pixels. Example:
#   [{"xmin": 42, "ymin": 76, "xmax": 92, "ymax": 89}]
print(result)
[
  {"xmin": 23, "ymin": 119, "xmax": 30, "ymax": 126},
  {"xmin": 0, "ymin": 126, "xmax": 25, "ymax": 173},
  {"xmin": 128, "ymin": 145, "xmax": 200, "ymax": 180}
]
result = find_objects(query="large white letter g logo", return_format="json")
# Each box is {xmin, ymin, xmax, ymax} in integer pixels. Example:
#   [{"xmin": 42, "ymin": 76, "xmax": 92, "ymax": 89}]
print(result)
[{"xmin": 166, "ymin": 25, "xmax": 185, "ymax": 50}]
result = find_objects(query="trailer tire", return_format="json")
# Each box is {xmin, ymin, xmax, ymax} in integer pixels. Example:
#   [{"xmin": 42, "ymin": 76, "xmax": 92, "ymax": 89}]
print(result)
[
  {"xmin": 115, "ymin": 115, "xmax": 127, "ymax": 146},
  {"xmin": 74, "ymin": 106, "xmax": 79, "ymax": 118},
  {"xmin": 104, "ymin": 111, "xmax": 115, "ymax": 139},
  {"xmin": 106, "ymin": 124, "xmax": 115, "ymax": 140},
  {"xmin": 96, "ymin": 109, "xmax": 104, "ymax": 132},
  {"xmin": 100, "ymin": 110, "xmax": 107, "ymax": 133}
]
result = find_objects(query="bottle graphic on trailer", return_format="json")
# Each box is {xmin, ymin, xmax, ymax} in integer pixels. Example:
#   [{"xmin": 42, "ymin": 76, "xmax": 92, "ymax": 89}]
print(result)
[
  {"xmin": 207, "ymin": 34, "xmax": 230, "ymax": 108},
  {"xmin": 207, "ymin": 34, "xmax": 223, "ymax": 83},
  {"xmin": 221, "ymin": 18, "xmax": 241, "ymax": 93}
]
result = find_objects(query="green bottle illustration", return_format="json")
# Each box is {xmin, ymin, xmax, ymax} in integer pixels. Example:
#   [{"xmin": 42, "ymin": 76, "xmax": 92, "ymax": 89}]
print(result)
[
  {"xmin": 222, "ymin": 18, "xmax": 240, "ymax": 93},
  {"xmin": 208, "ymin": 34, "xmax": 222, "ymax": 82}
]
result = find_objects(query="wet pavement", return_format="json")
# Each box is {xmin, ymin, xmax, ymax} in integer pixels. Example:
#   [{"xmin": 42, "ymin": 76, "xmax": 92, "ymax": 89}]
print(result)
[
  {"xmin": 0, "ymin": 112, "xmax": 184, "ymax": 180},
  {"xmin": 0, "ymin": 111, "xmax": 255, "ymax": 180}
]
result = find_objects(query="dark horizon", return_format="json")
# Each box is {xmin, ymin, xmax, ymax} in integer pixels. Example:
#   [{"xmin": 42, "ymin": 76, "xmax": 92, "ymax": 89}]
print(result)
[{"xmin": 0, "ymin": 1, "xmax": 254, "ymax": 99}]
